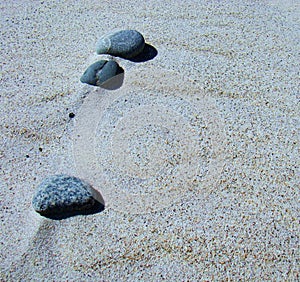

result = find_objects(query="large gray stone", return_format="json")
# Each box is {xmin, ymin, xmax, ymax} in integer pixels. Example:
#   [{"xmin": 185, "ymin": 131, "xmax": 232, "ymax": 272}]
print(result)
[
  {"xmin": 32, "ymin": 175, "xmax": 104, "ymax": 219},
  {"xmin": 96, "ymin": 30, "xmax": 145, "ymax": 59}
]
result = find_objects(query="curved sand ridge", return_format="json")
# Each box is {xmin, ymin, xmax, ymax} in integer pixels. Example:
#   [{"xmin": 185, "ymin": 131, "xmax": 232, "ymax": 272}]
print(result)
[
  {"xmin": 0, "ymin": 179, "xmax": 44, "ymax": 274},
  {"xmin": 72, "ymin": 66, "xmax": 227, "ymax": 214},
  {"xmin": 3, "ymin": 67, "xmax": 228, "ymax": 278}
]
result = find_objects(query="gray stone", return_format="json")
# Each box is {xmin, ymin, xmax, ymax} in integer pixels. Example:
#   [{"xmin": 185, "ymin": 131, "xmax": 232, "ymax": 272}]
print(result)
[
  {"xmin": 80, "ymin": 60, "xmax": 123, "ymax": 86},
  {"xmin": 96, "ymin": 30, "xmax": 145, "ymax": 59},
  {"xmin": 32, "ymin": 175, "xmax": 103, "ymax": 219}
]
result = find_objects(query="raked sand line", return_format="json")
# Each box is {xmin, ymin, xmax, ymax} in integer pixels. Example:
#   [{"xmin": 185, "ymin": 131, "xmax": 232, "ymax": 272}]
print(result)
[
  {"xmin": 3, "ymin": 65, "xmax": 227, "ymax": 272},
  {"xmin": 0, "ymin": 178, "xmax": 44, "ymax": 274},
  {"xmin": 4, "ymin": 65, "xmax": 228, "ymax": 277}
]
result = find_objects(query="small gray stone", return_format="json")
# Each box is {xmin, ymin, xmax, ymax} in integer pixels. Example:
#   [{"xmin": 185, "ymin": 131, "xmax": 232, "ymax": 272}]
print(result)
[
  {"xmin": 96, "ymin": 30, "xmax": 145, "ymax": 59},
  {"xmin": 80, "ymin": 60, "xmax": 123, "ymax": 86},
  {"xmin": 32, "ymin": 175, "xmax": 103, "ymax": 218}
]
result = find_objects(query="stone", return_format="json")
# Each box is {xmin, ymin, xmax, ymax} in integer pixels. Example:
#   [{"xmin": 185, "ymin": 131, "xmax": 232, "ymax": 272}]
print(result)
[
  {"xmin": 32, "ymin": 175, "xmax": 104, "ymax": 219},
  {"xmin": 96, "ymin": 30, "xmax": 145, "ymax": 59},
  {"xmin": 80, "ymin": 60, "xmax": 123, "ymax": 86}
]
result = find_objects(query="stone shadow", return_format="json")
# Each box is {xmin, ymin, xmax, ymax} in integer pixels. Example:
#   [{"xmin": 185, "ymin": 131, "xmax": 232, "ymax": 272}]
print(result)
[
  {"xmin": 43, "ymin": 201, "xmax": 105, "ymax": 220},
  {"xmin": 128, "ymin": 44, "xmax": 158, "ymax": 63}
]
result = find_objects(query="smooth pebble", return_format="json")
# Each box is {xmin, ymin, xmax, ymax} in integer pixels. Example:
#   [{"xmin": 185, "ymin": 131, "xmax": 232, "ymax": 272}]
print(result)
[
  {"xmin": 96, "ymin": 30, "xmax": 145, "ymax": 59},
  {"xmin": 80, "ymin": 60, "xmax": 123, "ymax": 86}
]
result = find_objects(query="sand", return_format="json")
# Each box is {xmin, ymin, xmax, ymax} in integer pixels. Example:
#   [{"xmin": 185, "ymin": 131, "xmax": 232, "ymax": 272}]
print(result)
[{"xmin": 1, "ymin": 0, "xmax": 299, "ymax": 281}]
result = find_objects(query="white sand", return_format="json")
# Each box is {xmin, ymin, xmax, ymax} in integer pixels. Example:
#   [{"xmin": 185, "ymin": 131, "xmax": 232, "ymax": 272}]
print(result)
[{"xmin": 1, "ymin": 0, "xmax": 299, "ymax": 281}]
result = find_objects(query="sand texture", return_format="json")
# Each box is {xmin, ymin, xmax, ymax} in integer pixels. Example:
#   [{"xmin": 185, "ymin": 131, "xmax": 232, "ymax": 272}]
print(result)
[{"xmin": 1, "ymin": 0, "xmax": 299, "ymax": 281}]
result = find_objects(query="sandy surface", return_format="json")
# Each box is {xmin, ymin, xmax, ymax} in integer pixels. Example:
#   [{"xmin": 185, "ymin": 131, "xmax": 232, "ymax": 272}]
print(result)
[{"xmin": 1, "ymin": 0, "xmax": 299, "ymax": 281}]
